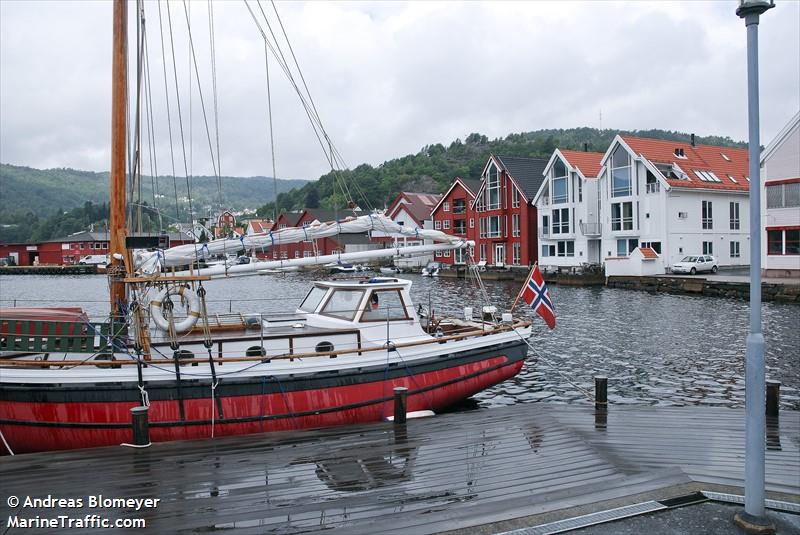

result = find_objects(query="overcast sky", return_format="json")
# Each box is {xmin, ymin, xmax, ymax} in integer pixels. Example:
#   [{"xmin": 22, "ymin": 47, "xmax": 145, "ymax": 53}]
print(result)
[{"xmin": 1, "ymin": 1, "xmax": 798, "ymax": 181}]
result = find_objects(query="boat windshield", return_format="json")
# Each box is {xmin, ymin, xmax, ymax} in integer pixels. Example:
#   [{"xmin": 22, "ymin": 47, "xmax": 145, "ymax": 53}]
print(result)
[
  {"xmin": 299, "ymin": 286, "xmax": 328, "ymax": 313},
  {"xmin": 320, "ymin": 289, "xmax": 365, "ymax": 320},
  {"xmin": 360, "ymin": 290, "xmax": 409, "ymax": 322}
]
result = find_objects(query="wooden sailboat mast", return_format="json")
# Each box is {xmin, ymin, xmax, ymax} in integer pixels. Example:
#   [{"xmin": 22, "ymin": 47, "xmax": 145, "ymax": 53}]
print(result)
[{"xmin": 109, "ymin": 0, "xmax": 127, "ymax": 315}]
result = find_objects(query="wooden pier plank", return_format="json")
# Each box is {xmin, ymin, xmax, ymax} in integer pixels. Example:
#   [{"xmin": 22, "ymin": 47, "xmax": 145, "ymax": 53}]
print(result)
[{"xmin": 0, "ymin": 404, "xmax": 797, "ymax": 535}]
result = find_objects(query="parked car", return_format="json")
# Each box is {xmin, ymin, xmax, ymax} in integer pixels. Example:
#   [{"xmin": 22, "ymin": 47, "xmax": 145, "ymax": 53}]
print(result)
[
  {"xmin": 78, "ymin": 254, "xmax": 109, "ymax": 266},
  {"xmin": 672, "ymin": 255, "xmax": 718, "ymax": 275}
]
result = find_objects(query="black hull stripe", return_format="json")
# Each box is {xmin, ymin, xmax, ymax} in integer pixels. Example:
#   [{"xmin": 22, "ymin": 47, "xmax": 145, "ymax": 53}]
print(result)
[
  {"xmin": 0, "ymin": 358, "xmax": 523, "ymax": 429},
  {"xmin": 0, "ymin": 340, "xmax": 528, "ymax": 403}
]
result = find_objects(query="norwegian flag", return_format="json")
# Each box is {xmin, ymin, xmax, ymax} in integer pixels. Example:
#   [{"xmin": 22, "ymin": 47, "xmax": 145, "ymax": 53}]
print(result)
[{"xmin": 520, "ymin": 265, "xmax": 556, "ymax": 329}]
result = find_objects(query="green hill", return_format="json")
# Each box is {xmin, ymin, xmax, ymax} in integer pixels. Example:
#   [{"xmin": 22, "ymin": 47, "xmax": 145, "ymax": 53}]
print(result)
[
  {"xmin": 259, "ymin": 127, "xmax": 746, "ymax": 215},
  {"xmin": 0, "ymin": 164, "xmax": 308, "ymax": 223}
]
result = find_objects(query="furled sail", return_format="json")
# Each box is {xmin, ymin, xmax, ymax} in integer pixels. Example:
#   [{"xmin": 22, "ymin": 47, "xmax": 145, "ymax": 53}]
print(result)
[{"xmin": 134, "ymin": 213, "xmax": 464, "ymax": 275}]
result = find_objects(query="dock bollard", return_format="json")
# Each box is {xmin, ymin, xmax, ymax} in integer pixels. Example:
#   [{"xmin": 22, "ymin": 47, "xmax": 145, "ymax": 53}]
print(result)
[
  {"xmin": 766, "ymin": 381, "xmax": 780, "ymax": 418},
  {"xmin": 393, "ymin": 387, "xmax": 408, "ymax": 424},
  {"xmin": 131, "ymin": 406, "xmax": 151, "ymax": 446},
  {"xmin": 595, "ymin": 376, "xmax": 608, "ymax": 410}
]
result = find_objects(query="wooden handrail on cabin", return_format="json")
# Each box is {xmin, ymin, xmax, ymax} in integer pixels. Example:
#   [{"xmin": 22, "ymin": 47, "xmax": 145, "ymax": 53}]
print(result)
[{"xmin": 0, "ymin": 320, "xmax": 532, "ymax": 367}]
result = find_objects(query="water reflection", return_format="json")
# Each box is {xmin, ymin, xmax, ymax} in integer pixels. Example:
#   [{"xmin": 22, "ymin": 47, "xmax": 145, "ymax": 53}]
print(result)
[{"xmin": 2, "ymin": 273, "xmax": 798, "ymax": 409}]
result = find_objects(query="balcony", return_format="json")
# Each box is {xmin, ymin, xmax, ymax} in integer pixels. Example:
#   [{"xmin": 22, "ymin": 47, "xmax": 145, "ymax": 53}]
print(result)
[
  {"xmin": 580, "ymin": 222, "xmax": 602, "ymax": 237},
  {"xmin": 646, "ymin": 182, "xmax": 660, "ymax": 194}
]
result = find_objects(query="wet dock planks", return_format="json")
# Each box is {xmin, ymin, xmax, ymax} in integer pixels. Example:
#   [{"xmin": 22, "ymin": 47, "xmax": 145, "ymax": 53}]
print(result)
[{"xmin": 1, "ymin": 404, "xmax": 798, "ymax": 534}]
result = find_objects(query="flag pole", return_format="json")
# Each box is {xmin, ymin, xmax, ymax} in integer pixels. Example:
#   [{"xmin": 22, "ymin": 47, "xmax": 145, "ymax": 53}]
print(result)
[{"xmin": 510, "ymin": 262, "xmax": 537, "ymax": 313}]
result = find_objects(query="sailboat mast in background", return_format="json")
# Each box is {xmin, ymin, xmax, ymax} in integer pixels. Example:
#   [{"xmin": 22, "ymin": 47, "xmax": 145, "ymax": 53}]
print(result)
[{"xmin": 109, "ymin": 0, "xmax": 127, "ymax": 315}]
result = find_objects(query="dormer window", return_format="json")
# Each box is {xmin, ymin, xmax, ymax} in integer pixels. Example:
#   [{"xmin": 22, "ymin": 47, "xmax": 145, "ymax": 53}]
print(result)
[
  {"xmin": 674, "ymin": 148, "xmax": 687, "ymax": 158},
  {"xmin": 552, "ymin": 158, "xmax": 568, "ymax": 204}
]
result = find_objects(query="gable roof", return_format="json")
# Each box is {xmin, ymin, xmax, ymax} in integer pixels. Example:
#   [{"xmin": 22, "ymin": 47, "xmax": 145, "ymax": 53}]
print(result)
[
  {"xmin": 558, "ymin": 149, "xmax": 604, "ymax": 178},
  {"xmin": 761, "ymin": 110, "xmax": 800, "ymax": 164},
  {"xmin": 494, "ymin": 155, "xmax": 549, "ymax": 200},
  {"xmin": 639, "ymin": 246, "xmax": 659, "ymax": 259},
  {"xmin": 245, "ymin": 219, "xmax": 273, "ymax": 234},
  {"xmin": 619, "ymin": 135, "xmax": 749, "ymax": 192},
  {"xmin": 430, "ymin": 177, "xmax": 480, "ymax": 214},
  {"xmin": 274, "ymin": 211, "xmax": 304, "ymax": 228},
  {"xmin": 386, "ymin": 192, "xmax": 441, "ymax": 225}
]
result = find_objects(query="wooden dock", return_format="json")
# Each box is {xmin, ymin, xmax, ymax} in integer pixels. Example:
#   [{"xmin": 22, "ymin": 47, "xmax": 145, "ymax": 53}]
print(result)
[{"xmin": 1, "ymin": 404, "xmax": 797, "ymax": 534}]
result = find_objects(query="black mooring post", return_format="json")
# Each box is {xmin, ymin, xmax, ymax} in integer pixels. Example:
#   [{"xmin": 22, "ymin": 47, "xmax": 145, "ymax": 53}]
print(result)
[
  {"xmin": 393, "ymin": 387, "xmax": 408, "ymax": 424},
  {"xmin": 766, "ymin": 381, "xmax": 780, "ymax": 418},
  {"xmin": 131, "ymin": 405, "xmax": 150, "ymax": 446},
  {"xmin": 595, "ymin": 376, "xmax": 608, "ymax": 410}
]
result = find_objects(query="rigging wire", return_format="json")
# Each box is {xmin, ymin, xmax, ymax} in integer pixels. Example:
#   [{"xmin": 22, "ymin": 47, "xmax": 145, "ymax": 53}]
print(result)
[
  {"xmin": 207, "ymin": 0, "xmax": 225, "ymax": 213},
  {"xmin": 156, "ymin": 0, "xmax": 182, "ymax": 225},
  {"xmin": 262, "ymin": 40, "xmax": 278, "ymax": 223}
]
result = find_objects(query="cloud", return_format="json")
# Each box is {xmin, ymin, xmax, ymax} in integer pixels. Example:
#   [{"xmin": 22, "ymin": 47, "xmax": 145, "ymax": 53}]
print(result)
[{"xmin": 1, "ymin": 1, "xmax": 797, "ymax": 182}]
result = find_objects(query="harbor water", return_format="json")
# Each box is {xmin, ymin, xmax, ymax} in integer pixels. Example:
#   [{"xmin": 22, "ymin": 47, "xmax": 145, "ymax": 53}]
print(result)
[{"xmin": 1, "ymin": 272, "xmax": 798, "ymax": 410}]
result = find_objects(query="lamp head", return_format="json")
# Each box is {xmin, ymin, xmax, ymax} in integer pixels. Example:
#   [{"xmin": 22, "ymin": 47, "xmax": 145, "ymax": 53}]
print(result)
[{"xmin": 736, "ymin": 0, "xmax": 775, "ymax": 18}]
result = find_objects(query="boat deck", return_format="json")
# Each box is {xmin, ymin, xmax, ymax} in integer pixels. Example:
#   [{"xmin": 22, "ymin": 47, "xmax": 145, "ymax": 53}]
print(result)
[{"xmin": 1, "ymin": 403, "xmax": 797, "ymax": 534}]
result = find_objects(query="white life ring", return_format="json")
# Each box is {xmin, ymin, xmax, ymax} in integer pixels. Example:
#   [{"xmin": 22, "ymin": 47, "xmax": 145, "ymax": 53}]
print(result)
[{"xmin": 150, "ymin": 286, "xmax": 201, "ymax": 333}]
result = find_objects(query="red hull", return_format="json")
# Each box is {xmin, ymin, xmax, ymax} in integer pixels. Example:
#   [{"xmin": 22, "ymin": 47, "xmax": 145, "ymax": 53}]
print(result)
[{"xmin": 1, "ymin": 356, "xmax": 522, "ymax": 454}]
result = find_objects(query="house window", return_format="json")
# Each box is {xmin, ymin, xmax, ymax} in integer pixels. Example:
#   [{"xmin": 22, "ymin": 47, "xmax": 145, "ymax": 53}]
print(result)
[
  {"xmin": 454, "ymin": 220, "xmax": 466, "ymax": 235},
  {"xmin": 512, "ymin": 187, "xmax": 520, "ymax": 208},
  {"xmin": 486, "ymin": 216, "xmax": 502, "ymax": 237},
  {"xmin": 578, "ymin": 178, "xmax": 583, "ymax": 202},
  {"xmin": 479, "ymin": 217, "xmax": 486, "ymax": 238},
  {"xmin": 469, "ymin": 218, "xmax": 474, "ymax": 228},
  {"xmin": 556, "ymin": 241, "xmax": 575, "ymax": 257},
  {"xmin": 512, "ymin": 214, "xmax": 520, "ymax": 237},
  {"xmin": 512, "ymin": 243, "xmax": 521, "ymax": 265},
  {"xmin": 435, "ymin": 250, "xmax": 442, "ymax": 258},
  {"xmin": 702, "ymin": 201, "xmax": 713, "ymax": 229},
  {"xmin": 552, "ymin": 208, "xmax": 569, "ymax": 234},
  {"xmin": 767, "ymin": 182, "xmax": 800, "ymax": 208},
  {"xmin": 443, "ymin": 250, "xmax": 450, "ymax": 257},
  {"xmin": 280, "ymin": 251, "xmax": 288, "ymax": 260},
  {"xmin": 272, "ymin": 252, "xmax": 278, "ymax": 259},
  {"xmin": 434, "ymin": 220, "xmax": 441, "ymax": 230},
  {"xmin": 703, "ymin": 241, "xmax": 713, "ymax": 255},
  {"xmin": 453, "ymin": 199, "xmax": 466, "ymax": 214},
  {"xmin": 552, "ymin": 159, "xmax": 568, "ymax": 204},
  {"xmin": 611, "ymin": 202, "xmax": 633, "ymax": 231},
  {"xmin": 768, "ymin": 229, "xmax": 800, "ymax": 255},
  {"xmin": 443, "ymin": 202, "xmax": 450, "ymax": 212},
  {"xmin": 730, "ymin": 241, "xmax": 740, "ymax": 258},
  {"xmin": 611, "ymin": 145, "xmax": 632, "ymax": 197},
  {"xmin": 541, "ymin": 244, "xmax": 549, "ymax": 257},
  {"xmin": 294, "ymin": 251, "xmax": 300, "ymax": 258},
  {"xmin": 730, "ymin": 202, "xmax": 740, "ymax": 230},
  {"xmin": 616, "ymin": 238, "xmax": 638, "ymax": 257},
  {"xmin": 486, "ymin": 163, "xmax": 501, "ymax": 210},
  {"xmin": 304, "ymin": 251, "xmax": 313, "ymax": 257},
  {"xmin": 542, "ymin": 215, "xmax": 550, "ymax": 236},
  {"xmin": 479, "ymin": 243, "xmax": 487, "ymax": 261}
]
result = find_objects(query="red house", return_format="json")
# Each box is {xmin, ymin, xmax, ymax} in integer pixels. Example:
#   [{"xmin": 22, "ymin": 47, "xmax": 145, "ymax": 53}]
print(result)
[
  {"xmin": 268, "ymin": 208, "xmax": 371, "ymax": 260},
  {"xmin": 429, "ymin": 177, "xmax": 481, "ymax": 265},
  {"xmin": 432, "ymin": 155, "xmax": 548, "ymax": 267}
]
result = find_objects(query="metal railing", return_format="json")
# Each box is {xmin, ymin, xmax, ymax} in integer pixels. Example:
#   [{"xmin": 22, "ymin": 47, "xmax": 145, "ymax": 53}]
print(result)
[{"xmin": 580, "ymin": 222, "xmax": 602, "ymax": 236}]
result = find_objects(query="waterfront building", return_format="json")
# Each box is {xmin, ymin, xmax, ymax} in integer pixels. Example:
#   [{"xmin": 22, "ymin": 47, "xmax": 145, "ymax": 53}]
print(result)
[
  {"xmin": 429, "ymin": 178, "xmax": 481, "ymax": 265},
  {"xmin": 0, "ymin": 231, "xmax": 192, "ymax": 266},
  {"xmin": 243, "ymin": 218, "xmax": 274, "ymax": 236},
  {"xmin": 370, "ymin": 192, "xmax": 442, "ymax": 268},
  {"xmin": 597, "ymin": 135, "xmax": 751, "ymax": 269},
  {"xmin": 761, "ymin": 111, "xmax": 800, "ymax": 278},
  {"xmin": 268, "ymin": 208, "xmax": 372, "ymax": 260},
  {"xmin": 533, "ymin": 149, "xmax": 605, "ymax": 268}
]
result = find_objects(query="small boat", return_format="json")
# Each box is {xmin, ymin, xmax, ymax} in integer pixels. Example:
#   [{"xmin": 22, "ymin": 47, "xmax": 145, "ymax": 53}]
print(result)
[
  {"xmin": 422, "ymin": 262, "xmax": 441, "ymax": 277},
  {"xmin": 379, "ymin": 266, "xmax": 401, "ymax": 275},
  {"xmin": 326, "ymin": 261, "xmax": 362, "ymax": 274}
]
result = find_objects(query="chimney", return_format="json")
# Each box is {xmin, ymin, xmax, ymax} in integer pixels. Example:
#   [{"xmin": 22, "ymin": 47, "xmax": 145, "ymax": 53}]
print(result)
[
  {"xmin": 691, "ymin": 133, "xmax": 696, "ymax": 147},
  {"xmin": 583, "ymin": 142, "xmax": 589, "ymax": 152}
]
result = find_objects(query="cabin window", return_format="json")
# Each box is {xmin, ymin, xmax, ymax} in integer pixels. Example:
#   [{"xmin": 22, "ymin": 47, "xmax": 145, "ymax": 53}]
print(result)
[
  {"xmin": 320, "ymin": 289, "xmax": 365, "ymax": 320},
  {"xmin": 360, "ymin": 290, "xmax": 409, "ymax": 322},
  {"xmin": 299, "ymin": 286, "xmax": 328, "ymax": 313}
]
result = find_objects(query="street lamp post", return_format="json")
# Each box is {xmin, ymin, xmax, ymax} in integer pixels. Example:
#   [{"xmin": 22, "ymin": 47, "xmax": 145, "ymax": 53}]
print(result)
[{"xmin": 733, "ymin": 1, "xmax": 775, "ymax": 534}]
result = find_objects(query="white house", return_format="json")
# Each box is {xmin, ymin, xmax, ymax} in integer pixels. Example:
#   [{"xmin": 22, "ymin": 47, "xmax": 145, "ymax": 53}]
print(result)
[
  {"xmin": 597, "ymin": 135, "xmax": 751, "ymax": 269},
  {"xmin": 761, "ymin": 111, "xmax": 800, "ymax": 278},
  {"xmin": 533, "ymin": 149, "xmax": 605, "ymax": 268}
]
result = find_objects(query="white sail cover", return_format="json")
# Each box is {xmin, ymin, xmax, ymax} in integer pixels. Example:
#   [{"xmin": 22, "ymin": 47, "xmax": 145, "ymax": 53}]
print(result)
[{"xmin": 135, "ymin": 213, "xmax": 462, "ymax": 274}]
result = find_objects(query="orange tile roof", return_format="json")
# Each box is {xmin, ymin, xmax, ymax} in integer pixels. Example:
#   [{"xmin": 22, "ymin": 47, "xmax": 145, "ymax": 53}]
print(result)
[
  {"xmin": 639, "ymin": 247, "xmax": 659, "ymax": 259},
  {"xmin": 559, "ymin": 149, "xmax": 604, "ymax": 178},
  {"xmin": 621, "ymin": 136, "xmax": 749, "ymax": 192}
]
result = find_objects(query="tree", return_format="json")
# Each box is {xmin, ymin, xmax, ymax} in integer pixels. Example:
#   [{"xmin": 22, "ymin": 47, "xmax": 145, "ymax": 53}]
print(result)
[{"xmin": 304, "ymin": 187, "xmax": 320, "ymax": 208}]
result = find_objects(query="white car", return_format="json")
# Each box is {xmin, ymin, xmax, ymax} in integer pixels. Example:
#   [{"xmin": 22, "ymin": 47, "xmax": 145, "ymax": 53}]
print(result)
[
  {"xmin": 672, "ymin": 255, "xmax": 718, "ymax": 274},
  {"xmin": 78, "ymin": 254, "xmax": 109, "ymax": 266}
]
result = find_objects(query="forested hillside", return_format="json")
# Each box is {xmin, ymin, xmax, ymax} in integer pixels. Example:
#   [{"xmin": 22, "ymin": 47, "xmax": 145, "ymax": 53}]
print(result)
[{"xmin": 258, "ymin": 127, "xmax": 745, "ymax": 216}]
